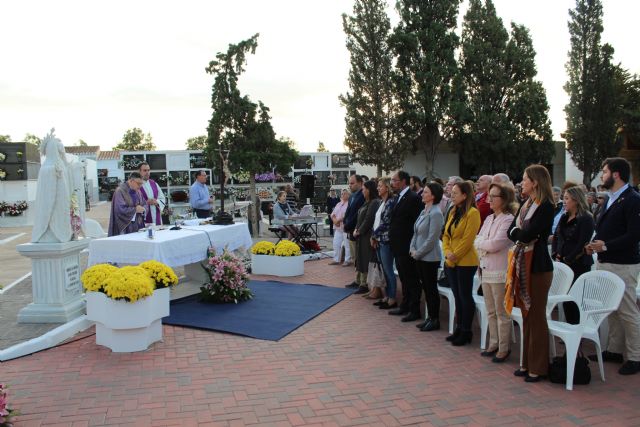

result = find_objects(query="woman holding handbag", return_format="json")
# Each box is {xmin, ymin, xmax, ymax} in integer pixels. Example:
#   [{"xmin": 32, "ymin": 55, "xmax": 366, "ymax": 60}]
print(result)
[
  {"xmin": 507, "ymin": 164, "xmax": 555, "ymax": 383},
  {"xmin": 411, "ymin": 182, "xmax": 445, "ymax": 331},
  {"xmin": 371, "ymin": 178, "xmax": 397, "ymax": 307}
]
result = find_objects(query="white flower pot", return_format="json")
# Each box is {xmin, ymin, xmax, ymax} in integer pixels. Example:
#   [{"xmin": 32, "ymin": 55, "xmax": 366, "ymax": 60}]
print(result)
[
  {"xmin": 251, "ymin": 254, "xmax": 304, "ymax": 277},
  {"xmin": 85, "ymin": 287, "xmax": 170, "ymax": 352}
]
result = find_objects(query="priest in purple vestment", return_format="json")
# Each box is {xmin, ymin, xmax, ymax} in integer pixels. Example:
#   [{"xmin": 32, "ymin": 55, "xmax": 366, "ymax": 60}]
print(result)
[{"xmin": 108, "ymin": 172, "xmax": 146, "ymax": 236}]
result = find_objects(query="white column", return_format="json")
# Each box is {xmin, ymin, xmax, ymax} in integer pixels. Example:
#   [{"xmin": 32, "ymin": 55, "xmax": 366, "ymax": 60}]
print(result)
[{"xmin": 16, "ymin": 239, "xmax": 90, "ymax": 323}]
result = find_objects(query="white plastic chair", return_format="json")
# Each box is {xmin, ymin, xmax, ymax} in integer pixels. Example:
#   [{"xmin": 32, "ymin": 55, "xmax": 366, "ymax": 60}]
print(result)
[
  {"xmin": 511, "ymin": 261, "xmax": 574, "ymax": 368},
  {"xmin": 84, "ymin": 218, "xmax": 107, "ymax": 238},
  {"xmin": 547, "ymin": 270, "xmax": 625, "ymax": 390}
]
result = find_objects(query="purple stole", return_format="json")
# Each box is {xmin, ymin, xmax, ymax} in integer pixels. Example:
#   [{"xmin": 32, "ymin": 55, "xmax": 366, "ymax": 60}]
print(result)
[{"xmin": 140, "ymin": 179, "xmax": 162, "ymax": 225}]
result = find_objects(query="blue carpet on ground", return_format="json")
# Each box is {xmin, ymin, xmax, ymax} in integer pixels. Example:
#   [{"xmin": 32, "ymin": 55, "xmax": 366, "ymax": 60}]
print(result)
[{"xmin": 162, "ymin": 280, "xmax": 355, "ymax": 341}]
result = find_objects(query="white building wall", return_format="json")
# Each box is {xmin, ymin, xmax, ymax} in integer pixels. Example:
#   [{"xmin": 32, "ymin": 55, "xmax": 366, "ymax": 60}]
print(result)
[{"xmin": 402, "ymin": 151, "xmax": 460, "ymax": 180}]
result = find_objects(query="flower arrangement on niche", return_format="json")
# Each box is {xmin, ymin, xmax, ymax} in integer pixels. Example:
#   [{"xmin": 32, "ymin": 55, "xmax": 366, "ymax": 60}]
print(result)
[
  {"xmin": 0, "ymin": 169, "xmax": 6, "ymax": 180},
  {"xmin": 0, "ymin": 153, "xmax": 5, "ymax": 163},
  {"xmin": 200, "ymin": 248, "xmax": 252, "ymax": 304},
  {"xmin": 15, "ymin": 151, "xmax": 23, "ymax": 161},
  {"xmin": 0, "ymin": 383, "xmax": 18, "ymax": 427},
  {"xmin": 0, "ymin": 201, "xmax": 28, "ymax": 216},
  {"xmin": 81, "ymin": 261, "xmax": 179, "ymax": 303}
]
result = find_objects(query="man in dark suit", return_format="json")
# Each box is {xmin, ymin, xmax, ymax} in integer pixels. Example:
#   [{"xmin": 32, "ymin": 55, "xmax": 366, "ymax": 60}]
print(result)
[
  {"xmin": 343, "ymin": 174, "xmax": 364, "ymax": 287},
  {"xmin": 586, "ymin": 157, "xmax": 640, "ymax": 375},
  {"xmin": 388, "ymin": 171, "xmax": 422, "ymax": 321}
]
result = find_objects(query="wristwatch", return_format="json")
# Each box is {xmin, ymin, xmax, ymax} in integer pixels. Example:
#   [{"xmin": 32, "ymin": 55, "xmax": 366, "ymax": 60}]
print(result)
[{"xmin": 601, "ymin": 243, "xmax": 607, "ymax": 252}]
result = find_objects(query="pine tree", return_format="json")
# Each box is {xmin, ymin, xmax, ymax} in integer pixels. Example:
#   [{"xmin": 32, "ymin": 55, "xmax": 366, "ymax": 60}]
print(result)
[
  {"xmin": 564, "ymin": 0, "xmax": 619, "ymax": 185},
  {"xmin": 391, "ymin": 0, "xmax": 461, "ymax": 178},
  {"xmin": 340, "ymin": 0, "xmax": 404, "ymax": 177},
  {"xmin": 451, "ymin": 0, "xmax": 553, "ymax": 178}
]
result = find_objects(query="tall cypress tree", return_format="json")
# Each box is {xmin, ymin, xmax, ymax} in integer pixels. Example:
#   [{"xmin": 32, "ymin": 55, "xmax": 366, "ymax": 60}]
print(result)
[
  {"xmin": 340, "ymin": 0, "xmax": 403, "ymax": 177},
  {"xmin": 451, "ymin": 0, "xmax": 553, "ymax": 178},
  {"xmin": 391, "ymin": 0, "xmax": 461, "ymax": 178},
  {"xmin": 564, "ymin": 0, "xmax": 619, "ymax": 185}
]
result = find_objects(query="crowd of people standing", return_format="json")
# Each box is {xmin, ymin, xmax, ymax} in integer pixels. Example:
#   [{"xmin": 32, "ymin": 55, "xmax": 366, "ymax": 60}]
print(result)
[{"xmin": 326, "ymin": 157, "xmax": 640, "ymax": 383}]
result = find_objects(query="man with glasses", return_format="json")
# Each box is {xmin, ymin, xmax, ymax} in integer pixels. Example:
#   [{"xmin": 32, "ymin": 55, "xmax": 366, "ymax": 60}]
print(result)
[
  {"xmin": 108, "ymin": 172, "xmax": 146, "ymax": 236},
  {"xmin": 190, "ymin": 170, "xmax": 214, "ymax": 219}
]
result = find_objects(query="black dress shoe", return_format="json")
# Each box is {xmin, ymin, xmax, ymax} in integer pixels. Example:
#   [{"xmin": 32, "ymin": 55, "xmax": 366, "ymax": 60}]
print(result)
[
  {"xmin": 446, "ymin": 328, "xmax": 461, "ymax": 342},
  {"xmin": 451, "ymin": 331, "xmax": 472, "ymax": 346},
  {"xmin": 388, "ymin": 308, "xmax": 407, "ymax": 316},
  {"xmin": 345, "ymin": 282, "xmax": 359, "ymax": 289},
  {"xmin": 492, "ymin": 350, "xmax": 511, "ymax": 363},
  {"xmin": 416, "ymin": 319, "xmax": 429, "ymax": 329},
  {"xmin": 420, "ymin": 319, "xmax": 440, "ymax": 331},
  {"xmin": 373, "ymin": 300, "xmax": 385, "ymax": 306},
  {"xmin": 513, "ymin": 369, "xmax": 528, "ymax": 377},
  {"xmin": 480, "ymin": 349, "xmax": 498, "ymax": 357},
  {"xmin": 619, "ymin": 360, "xmax": 640, "ymax": 375},
  {"xmin": 379, "ymin": 302, "xmax": 397, "ymax": 310},
  {"xmin": 354, "ymin": 286, "xmax": 369, "ymax": 294},
  {"xmin": 401, "ymin": 313, "xmax": 421, "ymax": 322},
  {"xmin": 589, "ymin": 351, "xmax": 624, "ymax": 363},
  {"xmin": 524, "ymin": 374, "xmax": 546, "ymax": 383}
]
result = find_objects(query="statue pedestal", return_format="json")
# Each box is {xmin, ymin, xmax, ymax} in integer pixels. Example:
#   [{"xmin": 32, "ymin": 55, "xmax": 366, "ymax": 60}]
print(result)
[{"xmin": 16, "ymin": 239, "xmax": 90, "ymax": 323}]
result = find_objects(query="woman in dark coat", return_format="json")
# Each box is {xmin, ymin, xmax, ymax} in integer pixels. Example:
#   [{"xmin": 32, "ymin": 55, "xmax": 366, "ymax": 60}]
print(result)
[
  {"xmin": 507, "ymin": 164, "xmax": 555, "ymax": 383},
  {"xmin": 353, "ymin": 180, "xmax": 381, "ymax": 294},
  {"xmin": 551, "ymin": 185, "xmax": 595, "ymax": 323}
]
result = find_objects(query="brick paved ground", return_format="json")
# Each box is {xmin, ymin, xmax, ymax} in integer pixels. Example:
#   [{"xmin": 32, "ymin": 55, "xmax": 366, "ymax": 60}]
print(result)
[{"xmin": 2, "ymin": 257, "xmax": 640, "ymax": 426}]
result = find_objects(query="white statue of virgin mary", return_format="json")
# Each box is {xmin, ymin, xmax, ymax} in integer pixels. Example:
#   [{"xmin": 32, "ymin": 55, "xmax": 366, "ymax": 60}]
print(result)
[{"xmin": 31, "ymin": 129, "xmax": 73, "ymax": 243}]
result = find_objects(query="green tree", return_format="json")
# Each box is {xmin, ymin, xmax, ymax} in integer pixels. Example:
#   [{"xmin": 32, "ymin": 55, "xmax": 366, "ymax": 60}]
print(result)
[
  {"xmin": 317, "ymin": 142, "xmax": 328, "ymax": 152},
  {"xmin": 204, "ymin": 34, "xmax": 297, "ymax": 232},
  {"xmin": 451, "ymin": 0, "xmax": 553, "ymax": 178},
  {"xmin": 0, "ymin": 135, "xmax": 10, "ymax": 143},
  {"xmin": 614, "ymin": 69, "xmax": 640, "ymax": 147},
  {"xmin": 77, "ymin": 139, "xmax": 88, "ymax": 146},
  {"xmin": 24, "ymin": 133, "xmax": 42, "ymax": 148},
  {"xmin": 340, "ymin": 0, "xmax": 404, "ymax": 177},
  {"xmin": 564, "ymin": 0, "xmax": 619, "ymax": 185},
  {"xmin": 113, "ymin": 128, "xmax": 156, "ymax": 151},
  {"xmin": 391, "ymin": 0, "xmax": 461, "ymax": 178},
  {"xmin": 185, "ymin": 135, "xmax": 207, "ymax": 150}
]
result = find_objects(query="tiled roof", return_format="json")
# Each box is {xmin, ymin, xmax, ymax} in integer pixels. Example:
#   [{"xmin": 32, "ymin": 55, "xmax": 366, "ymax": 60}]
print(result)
[
  {"xmin": 97, "ymin": 150, "xmax": 120, "ymax": 160},
  {"xmin": 64, "ymin": 145, "xmax": 100, "ymax": 154}
]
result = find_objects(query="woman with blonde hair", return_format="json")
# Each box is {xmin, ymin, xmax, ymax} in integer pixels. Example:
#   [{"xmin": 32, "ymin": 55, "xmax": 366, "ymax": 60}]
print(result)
[
  {"xmin": 507, "ymin": 164, "xmax": 555, "ymax": 382},
  {"xmin": 371, "ymin": 177, "xmax": 398, "ymax": 308},
  {"xmin": 474, "ymin": 183, "xmax": 517, "ymax": 362},
  {"xmin": 551, "ymin": 185, "xmax": 595, "ymax": 323},
  {"xmin": 443, "ymin": 180, "xmax": 481, "ymax": 346}
]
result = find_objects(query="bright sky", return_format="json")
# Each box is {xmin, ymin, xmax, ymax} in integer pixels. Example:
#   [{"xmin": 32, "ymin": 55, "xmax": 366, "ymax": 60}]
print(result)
[{"xmin": 0, "ymin": 0, "xmax": 637, "ymax": 153}]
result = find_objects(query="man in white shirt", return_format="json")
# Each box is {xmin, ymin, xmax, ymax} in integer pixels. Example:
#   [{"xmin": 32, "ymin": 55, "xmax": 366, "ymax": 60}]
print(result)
[{"xmin": 138, "ymin": 162, "xmax": 167, "ymax": 225}]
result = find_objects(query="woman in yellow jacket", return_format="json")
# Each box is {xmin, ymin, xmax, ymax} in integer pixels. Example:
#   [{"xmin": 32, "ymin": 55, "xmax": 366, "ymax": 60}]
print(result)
[{"xmin": 443, "ymin": 180, "xmax": 481, "ymax": 346}]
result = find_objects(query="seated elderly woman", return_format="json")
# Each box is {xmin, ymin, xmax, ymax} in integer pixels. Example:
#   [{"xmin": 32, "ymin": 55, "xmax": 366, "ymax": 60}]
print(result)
[{"xmin": 273, "ymin": 190, "xmax": 299, "ymax": 238}]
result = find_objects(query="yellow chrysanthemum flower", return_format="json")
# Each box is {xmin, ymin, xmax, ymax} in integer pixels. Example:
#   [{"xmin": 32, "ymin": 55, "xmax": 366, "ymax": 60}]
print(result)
[
  {"xmin": 251, "ymin": 241, "xmax": 276, "ymax": 255},
  {"xmin": 81, "ymin": 264, "xmax": 119, "ymax": 292},
  {"xmin": 103, "ymin": 266, "xmax": 155, "ymax": 302},
  {"xmin": 274, "ymin": 240, "xmax": 302, "ymax": 257},
  {"xmin": 139, "ymin": 260, "xmax": 179, "ymax": 288}
]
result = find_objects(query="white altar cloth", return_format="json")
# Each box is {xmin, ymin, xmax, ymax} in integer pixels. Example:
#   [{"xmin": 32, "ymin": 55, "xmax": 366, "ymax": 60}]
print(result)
[{"xmin": 87, "ymin": 223, "xmax": 252, "ymax": 268}]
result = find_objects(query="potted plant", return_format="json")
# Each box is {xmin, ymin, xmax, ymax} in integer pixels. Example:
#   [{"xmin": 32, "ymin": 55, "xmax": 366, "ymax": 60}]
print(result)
[
  {"xmin": 81, "ymin": 261, "xmax": 179, "ymax": 352},
  {"xmin": 250, "ymin": 240, "xmax": 304, "ymax": 276},
  {"xmin": 200, "ymin": 248, "xmax": 252, "ymax": 303}
]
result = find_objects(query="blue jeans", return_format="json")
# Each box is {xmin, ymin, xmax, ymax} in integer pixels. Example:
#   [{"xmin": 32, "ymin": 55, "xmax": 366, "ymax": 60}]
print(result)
[
  {"xmin": 445, "ymin": 265, "xmax": 477, "ymax": 332},
  {"xmin": 378, "ymin": 243, "xmax": 396, "ymax": 300}
]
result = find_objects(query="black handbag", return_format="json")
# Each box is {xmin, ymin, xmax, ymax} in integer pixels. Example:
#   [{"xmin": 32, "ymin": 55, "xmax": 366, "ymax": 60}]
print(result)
[{"xmin": 549, "ymin": 349, "xmax": 591, "ymax": 385}]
